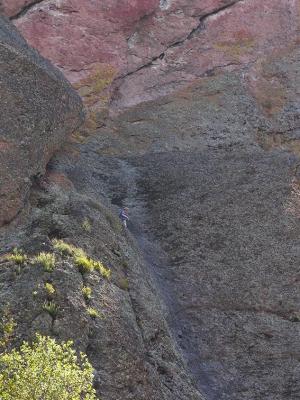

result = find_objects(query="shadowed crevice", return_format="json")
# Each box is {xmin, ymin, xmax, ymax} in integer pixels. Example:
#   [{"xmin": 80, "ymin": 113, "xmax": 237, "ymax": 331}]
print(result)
[{"xmin": 10, "ymin": 0, "xmax": 46, "ymax": 20}]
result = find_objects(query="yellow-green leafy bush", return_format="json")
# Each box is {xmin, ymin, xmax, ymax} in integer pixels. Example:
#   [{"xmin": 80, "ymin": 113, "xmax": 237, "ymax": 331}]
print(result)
[
  {"xmin": 34, "ymin": 253, "xmax": 56, "ymax": 272},
  {"xmin": 0, "ymin": 334, "xmax": 97, "ymax": 399},
  {"xmin": 0, "ymin": 310, "xmax": 16, "ymax": 350}
]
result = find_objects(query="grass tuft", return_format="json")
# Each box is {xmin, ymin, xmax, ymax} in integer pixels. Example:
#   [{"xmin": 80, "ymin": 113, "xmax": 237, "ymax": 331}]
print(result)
[
  {"xmin": 52, "ymin": 238, "xmax": 111, "ymax": 279},
  {"xmin": 7, "ymin": 248, "xmax": 27, "ymax": 265},
  {"xmin": 87, "ymin": 307, "xmax": 99, "ymax": 319},
  {"xmin": 34, "ymin": 253, "xmax": 56, "ymax": 272},
  {"xmin": 82, "ymin": 286, "xmax": 92, "ymax": 301},
  {"xmin": 43, "ymin": 301, "xmax": 59, "ymax": 318},
  {"xmin": 52, "ymin": 239, "xmax": 76, "ymax": 257},
  {"xmin": 74, "ymin": 253, "xmax": 94, "ymax": 274},
  {"xmin": 45, "ymin": 283, "xmax": 55, "ymax": 296},
  {"xmin": 93, "ymin": 261, "xmax": 111, "ymax": 279},
  {"xmin": 82, "ymin": 218, "xmax": 92, "ymax": 233}
]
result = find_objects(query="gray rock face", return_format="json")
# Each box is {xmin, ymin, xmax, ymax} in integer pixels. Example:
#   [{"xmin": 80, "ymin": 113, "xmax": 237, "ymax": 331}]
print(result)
[
  {"xmin": 0, "ymin": 183, "xmax": 204, "ymax": 400},
  {"xmin": 0, "ymin": 16, "xmax": 83, "ymax": 226},
  {"xmin": 62, "ymin": 46, "xmax": 300, "ymax": 399},
  {"xmin": 0, "ymin": 9, "xmax": 299, "ymax": 400}
]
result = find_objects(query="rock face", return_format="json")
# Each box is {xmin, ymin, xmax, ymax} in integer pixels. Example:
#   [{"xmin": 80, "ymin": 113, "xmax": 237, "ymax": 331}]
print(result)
[
  {"xmin": 9, "ymin": 0, "xmax": 299, "ymax": 112},
  {"xmin": 60, "ymin": 46, "xmax": 300, "ymax": 399},
  {"xmin": 0, "ymin": 1, "xmax": 299, "ymax": 400},
  {"xmin": 0, "ymin": 181, "xmax": 204, "ymax": 400},
  {"xmin": 0, "ymin": 16, "xmax": 83, "ymax": 226},
  {"xmin": 0, "ymin": 1, "xmax": 38, "ymax": 18}
]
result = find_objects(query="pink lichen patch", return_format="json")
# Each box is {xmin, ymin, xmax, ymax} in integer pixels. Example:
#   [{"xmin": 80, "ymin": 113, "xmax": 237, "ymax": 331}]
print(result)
[{"xmin": 105, "ymin": 0, "xmax": 159, "ymax": 26}]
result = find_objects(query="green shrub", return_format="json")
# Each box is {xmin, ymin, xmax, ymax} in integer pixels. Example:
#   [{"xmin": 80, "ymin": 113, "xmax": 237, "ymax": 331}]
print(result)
[
  {"xmin": 87, "ymin": 307, "xmax": 99, "ymax": 319},
  {"xmin": 93, "ymin": 261, "xmax": 111, "ymax": 280},
  {"xmin": 52, "ymin": 239, "xmax": 77, "ymax": 256},
  {"xmin": 45, "ymin": 283, "xmax": 55, "ymax": 296},
  {"xmin": 0, "ymin": 334, "xmax": 97, "ymax": 399},
  {"xmin": 43, "ymin": 301, "xmax": 59, "ymax": 318},
  {"xmin": 34, "ymin": 253, "xmax": 56, "ymax": 272},
  {"xmin": 82, "ymin": 286, "xmax": 92, "ymax": 301},
  {"xmin": 6, "ymin": 248, "xmax": 27, "ymax": 265}
]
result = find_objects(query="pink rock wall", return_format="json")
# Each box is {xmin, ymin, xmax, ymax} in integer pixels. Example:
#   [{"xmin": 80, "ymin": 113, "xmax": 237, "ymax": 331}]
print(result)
[
  {"xmin": 9, "ymin": 0, "xmax": 300, "ymax": 111},
  {"xmin": 1, "ymin": 0, "xmax": 37, "ymax": 17}
]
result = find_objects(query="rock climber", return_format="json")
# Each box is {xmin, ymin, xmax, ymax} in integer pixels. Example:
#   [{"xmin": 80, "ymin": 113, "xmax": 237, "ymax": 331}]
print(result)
[{"xmin": 119, "ymin": 207, "xmax": 129, "ymax": 228}]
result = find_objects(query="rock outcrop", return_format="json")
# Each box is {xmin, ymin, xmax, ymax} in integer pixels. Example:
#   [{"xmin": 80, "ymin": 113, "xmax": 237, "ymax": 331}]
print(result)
[
  {"xmin": 9, "ymin": 0, "xmax": 299, "ymax": 113},
  {"xmin": 0, "ymin": 1, "xmax": 38, "ymax": 18},
  {"xmin": 0, "ymin": 182, "xmax": 204, "ymax": 400},
  {"xmin": 58, "ymin": 45, "xmax": 300, "ymax": 399},
  {"xmin": 0, "ymin": 16, "xmax": 83, "ymax": 226},
  {"xmin": 0, "ymin": 1, "xmax": 299, "ymax": 400}
]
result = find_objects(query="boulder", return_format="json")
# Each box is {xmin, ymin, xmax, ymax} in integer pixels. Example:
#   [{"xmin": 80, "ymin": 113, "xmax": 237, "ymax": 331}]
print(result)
[{"xmin": 0, "ymin": 16, "xmax": 83, "ymax": 226}]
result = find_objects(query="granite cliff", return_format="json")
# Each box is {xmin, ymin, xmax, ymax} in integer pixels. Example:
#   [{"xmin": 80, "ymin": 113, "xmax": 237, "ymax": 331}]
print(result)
[{"xmin": 0, "ymin": 1, "xmax": 299, "ymax": 399}]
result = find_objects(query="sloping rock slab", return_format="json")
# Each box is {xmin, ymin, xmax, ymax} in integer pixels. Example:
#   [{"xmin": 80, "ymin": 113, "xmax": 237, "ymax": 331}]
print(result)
[{"xmin": 0, "ymin": 16, "xmax": 83, "ymax": 226}]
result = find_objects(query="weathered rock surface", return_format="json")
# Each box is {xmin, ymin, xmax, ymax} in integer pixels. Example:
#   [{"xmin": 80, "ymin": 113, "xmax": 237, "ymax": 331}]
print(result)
[
  {"xmin": 0, "ymin": 0, "xmax": 38, "ymax": 18},
  {"xmin": 0, "ymin": 1, "xmax": 299, "ymax": 400},
  {"xmin": 9, "ymin": 0, "xmax": 299, "ymax": 112},
  {"xmin": 0, "ymin": 182, "xmax": 203, "ymax": 400},
  {"xmin": 57, "ymin": 45, "xmax": 300, "ymax": 399},
  {"xmin": 0, "ymin": 16, "xmax": 83, "ymax": 226}
]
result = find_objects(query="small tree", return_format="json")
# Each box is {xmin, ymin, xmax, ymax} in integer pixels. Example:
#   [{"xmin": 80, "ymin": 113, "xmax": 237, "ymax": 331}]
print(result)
[{"xmin": 0, "ymin": 334, "xmax": 97, "ymax": 400}]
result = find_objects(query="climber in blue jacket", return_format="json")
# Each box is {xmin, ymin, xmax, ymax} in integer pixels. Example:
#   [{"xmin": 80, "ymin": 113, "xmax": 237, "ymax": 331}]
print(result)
[{"xmin": 119, "ymin": 207, "xmax": 129, "ymax": 228}]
